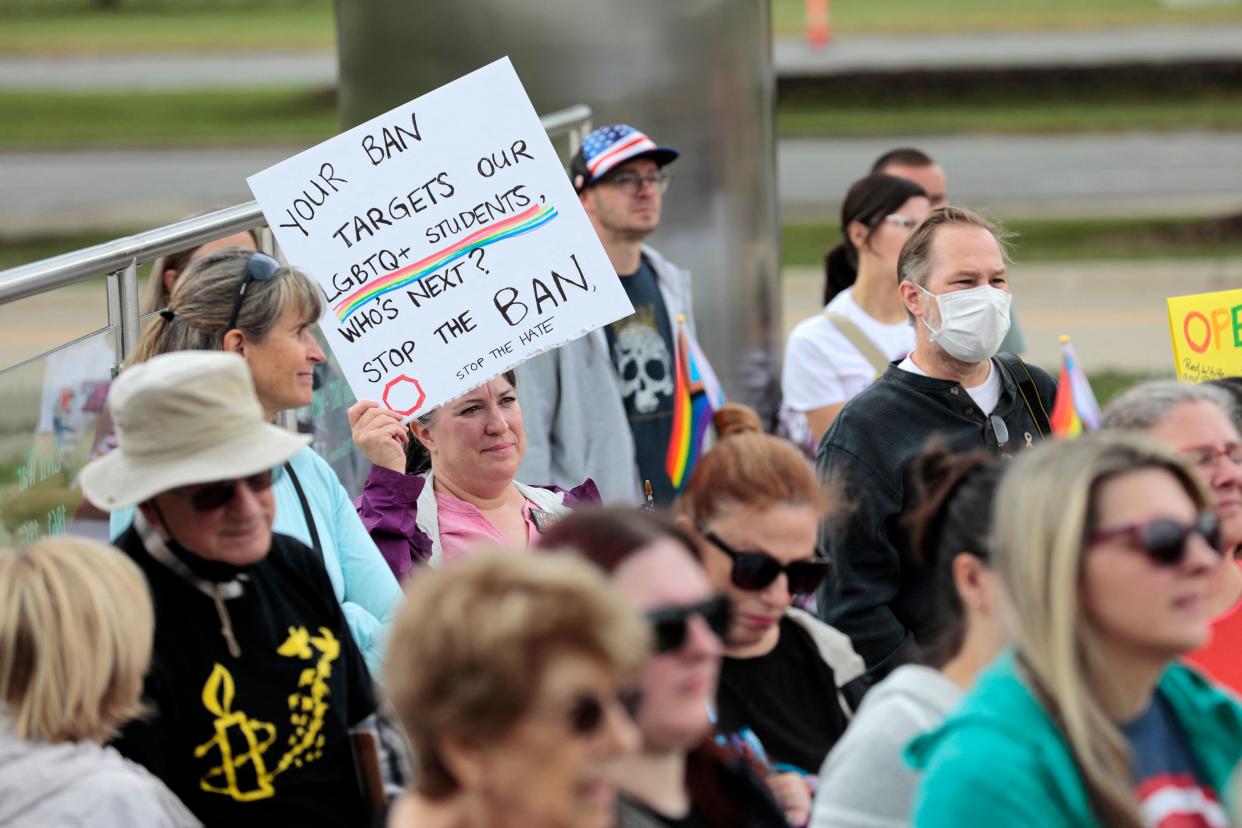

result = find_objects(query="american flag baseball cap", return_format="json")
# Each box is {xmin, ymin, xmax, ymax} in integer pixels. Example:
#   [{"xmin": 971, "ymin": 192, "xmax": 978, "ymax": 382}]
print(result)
[{"xmin": 570, "ymin": 124, "xmax": 679, "ymax": 192}]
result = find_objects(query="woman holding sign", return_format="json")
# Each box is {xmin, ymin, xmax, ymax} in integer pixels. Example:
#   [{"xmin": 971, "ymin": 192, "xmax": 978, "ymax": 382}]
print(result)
[
  {"xmin": 109, "ymin": 248, "xmax": 402, "ymax": 676},
  {"xmin": 350, "ymin": 371, "xmax": 599, "ymax": 581}
]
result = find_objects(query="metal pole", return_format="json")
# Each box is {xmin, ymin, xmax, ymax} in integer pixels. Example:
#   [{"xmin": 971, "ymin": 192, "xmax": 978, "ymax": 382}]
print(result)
[
  {"xmin": 105, "ymin": 271, "xmax": 124, "ymax": 378},
  {"xmin": 118, "ymin": 260, "xmax": 140, "ymax": 362}
]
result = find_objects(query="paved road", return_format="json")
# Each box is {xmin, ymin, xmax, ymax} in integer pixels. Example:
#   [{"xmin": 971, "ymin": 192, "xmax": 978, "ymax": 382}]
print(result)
[
  {"xmin": 782, "ymin": 257, "xmax": 1242, "ymax": 374},
  {"xmin": 779, "ymin": 132, "xmax": 1242, "ymax": 220},
  {"xmin": 4, "ymin": 132, "xmax": 1239, "ymax": 236},
  {"xmin": 3, "ymin": 24, "xmax": 1241, "ymax": 90},
  {"xmin": 0, "ymin": 52, "xmax": 337, "ymax": 91},
  {"xmin": 775, "ymin": 24, "xmax": 1242, "ymax": 75}
]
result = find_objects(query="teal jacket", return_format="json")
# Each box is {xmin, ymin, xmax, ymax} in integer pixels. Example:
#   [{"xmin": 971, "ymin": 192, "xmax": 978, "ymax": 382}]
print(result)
[{"xmin": 906, "ymin": 651, "xmax": 1242, "ymax": 827}]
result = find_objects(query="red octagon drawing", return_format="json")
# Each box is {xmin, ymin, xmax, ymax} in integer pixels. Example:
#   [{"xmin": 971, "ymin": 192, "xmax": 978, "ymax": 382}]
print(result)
[{"xmin": 382, "ymin": 375, "xmax": 426, "ymax": 416}]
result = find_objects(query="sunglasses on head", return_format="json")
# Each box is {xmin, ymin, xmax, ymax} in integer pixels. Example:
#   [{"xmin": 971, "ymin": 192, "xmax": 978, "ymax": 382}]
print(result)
[
  {"xmin": 699, "ymin": 529, "xmax": 830, "ymax": 595},
  {"xmin": 561, "ymin": 688, "xmax": 643, "ymax": 737},
  {"xmin": 224, "ymin": 252, "xmax": 281, "ymax": 333},
  {"xmin": 1088, "ymin": 511, "xmax": 1223, "ymax": 567},
  {"xmin": 167, "ymin": 468, "xmax": 277, "ymax": 512},
  {"xmin": 646, "ymin": 594, "xmax": 732, "ymax": 654}
]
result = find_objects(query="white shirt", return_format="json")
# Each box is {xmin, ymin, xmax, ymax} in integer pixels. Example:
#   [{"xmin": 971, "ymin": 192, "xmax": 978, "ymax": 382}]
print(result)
[
  {"xmin": 780, "ymin": 290, "xmax": 913, "ymax": 453},
  {"xmin": 898, "ymin": 355, "xmax": 1003, "ymax": 415}
]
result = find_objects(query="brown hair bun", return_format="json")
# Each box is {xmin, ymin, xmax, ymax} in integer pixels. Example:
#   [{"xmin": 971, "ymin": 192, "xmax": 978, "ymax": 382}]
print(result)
[{"xmin": 713, "ymin": 403, "xmax": 763, "ymax": 439}]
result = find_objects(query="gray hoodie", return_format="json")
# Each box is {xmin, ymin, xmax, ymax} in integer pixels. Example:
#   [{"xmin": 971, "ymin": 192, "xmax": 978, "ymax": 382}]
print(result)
[
  {"xmin": 811, "ymin": 665, "xmax": 963, "ymax": 828},
  {"xmin": 0, "ymin": 721, "xmax": 200, "ymax": 828},
  {"xmin": 516, "ymin": 244, "xmax": 704, "ymax": 504}
]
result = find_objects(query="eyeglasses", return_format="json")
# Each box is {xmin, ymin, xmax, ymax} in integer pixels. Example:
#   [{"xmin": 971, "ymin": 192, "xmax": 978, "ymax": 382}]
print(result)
[
  {"xmin": 1088, "ymin": 511, "xmax": 1223, "ymax": 567},
  {"xmin": 646, "ymin": 594, "xmax": 732, "ymax": 654},
  {"xmin": 699, "ymin": 529, "xmax": 830, "ymax": 595},
  {"xmin": 551, "ymin": 689, "xmax": 644, "ymax": 738},
  {"xmin": 224, "ymin": 252, "xmax": 281, "ymax": 332},
  {"xmin": 883, "ymin": 213, "xmax": 921, "ymax": 231},
  {"xmin": 983, "ymin": 414, "xmax": 1010, "ymax": 451},
  {"xmin": 167, "ymin": 468, "xmax": 277, "ymax": 512},
  {"xmin": 602, "ymin": 170, "xmax": 671, "ymax": 195},
  {"xmin": 1182, "ymin": 444, "xmax": 1242, "ymax": 473}
]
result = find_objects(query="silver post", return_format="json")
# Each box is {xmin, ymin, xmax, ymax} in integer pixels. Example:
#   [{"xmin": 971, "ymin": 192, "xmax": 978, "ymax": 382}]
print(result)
[
  {"xmin": 105, "ymin": 270, "xmax": 124, "ymax": 378},
  {"xmin": 118, "ymin": 260, "xmax": 141, "ymax": 362}
]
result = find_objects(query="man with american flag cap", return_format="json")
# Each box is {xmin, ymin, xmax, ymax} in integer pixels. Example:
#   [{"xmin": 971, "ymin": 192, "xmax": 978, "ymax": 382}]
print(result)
[{"xmin": 515, "ymin": 124, "xmax": 717, "ymax": 507}]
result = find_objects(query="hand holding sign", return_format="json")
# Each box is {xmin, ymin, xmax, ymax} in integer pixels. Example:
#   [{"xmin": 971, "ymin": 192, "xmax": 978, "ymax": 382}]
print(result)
[{"xmin": 248, "ymin": 58, "xmax": 633, "ymax": 420}]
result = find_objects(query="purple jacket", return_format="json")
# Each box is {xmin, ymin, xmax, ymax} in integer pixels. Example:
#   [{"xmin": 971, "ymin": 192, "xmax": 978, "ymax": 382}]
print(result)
[{"xmin": 354, "ymin": 466, "xmax": 601, "ymax": 582}]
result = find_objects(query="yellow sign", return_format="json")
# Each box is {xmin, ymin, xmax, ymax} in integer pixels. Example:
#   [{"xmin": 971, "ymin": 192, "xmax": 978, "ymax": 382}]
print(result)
[{"xmin": 1167, "ymin": 288, "xmax": 1242, "ymax": 383}]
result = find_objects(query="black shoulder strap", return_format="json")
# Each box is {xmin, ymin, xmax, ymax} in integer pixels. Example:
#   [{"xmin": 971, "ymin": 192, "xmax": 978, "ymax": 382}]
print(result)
[
  {"xmin": 996, "ymin": 353, "xmax": 1051, "ymax": 439},
  {"xmin": 284, "ymin": 461, "xmax": 323, "ymax": 557}
]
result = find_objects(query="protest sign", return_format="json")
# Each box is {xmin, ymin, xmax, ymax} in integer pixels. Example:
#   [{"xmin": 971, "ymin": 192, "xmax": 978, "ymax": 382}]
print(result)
[
  {"xmin": 248, "ymin": 57, "xmax": 632, "ymax": 419},
  {"xmin": 1167, "ymin": 288, "xmax": 1242, "ymax": 383}
]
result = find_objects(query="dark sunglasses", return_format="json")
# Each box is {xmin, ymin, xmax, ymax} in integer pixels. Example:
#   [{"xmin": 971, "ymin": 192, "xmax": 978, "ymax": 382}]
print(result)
[
  {"xmin": 646, "ymin": 594, "xmax": 732, "ymax": 654},
  {"xmin": 563, "ymin": 688, "xmax": 644, "ymax": 737},
  {"xmin": 167, "ymin": 468, "xmax": 277, "ymax": 512},
  {"xmin": 700, "ymin": 529, "xmax": 830, "ymax": 595},
  {"xmin": 1088, "ymin": 511, "xmax": 1223, "ymax": 567},
  {"xmin": 224, "ymin": 252, "xmax": 281, "ymax": 332},
  {"xmin": 983, "ymin": 414, "xmax": 1009, "ymax": 451}
]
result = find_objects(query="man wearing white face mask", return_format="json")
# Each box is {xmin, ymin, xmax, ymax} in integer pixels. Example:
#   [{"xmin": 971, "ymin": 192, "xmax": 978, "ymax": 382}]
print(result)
[{"xmin": 815, "ymin": 207, "xmax": 1057, "ymax": 681}]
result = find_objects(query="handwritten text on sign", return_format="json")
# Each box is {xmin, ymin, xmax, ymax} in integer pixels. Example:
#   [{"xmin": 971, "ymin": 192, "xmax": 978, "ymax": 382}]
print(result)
[
  {"xmin": 1167, "ymin": 288, "xmax": 1242, "ymax": 383},
  {"xmin": 247, "ymin": 58, "xmax": 632, "ymax": 419}
]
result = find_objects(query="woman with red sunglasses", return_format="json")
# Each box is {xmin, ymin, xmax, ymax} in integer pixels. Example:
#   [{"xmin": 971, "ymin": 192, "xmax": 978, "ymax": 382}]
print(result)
[
  {"xmin": 910, "ymin": 433, "xmax": 1242, "ymax": 828},
  {"xmin": 540, "ymin": 508, "xmax": 788, "ymax": 828},
  {"xmin": 676, "ymin": 405, "xmax": 866, "ymax": 812}
]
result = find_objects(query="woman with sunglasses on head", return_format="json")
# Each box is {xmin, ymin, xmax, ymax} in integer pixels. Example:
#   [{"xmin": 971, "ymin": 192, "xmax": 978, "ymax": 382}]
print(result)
[
  {"xmin": 678, "ymin": 405, "xmax": 866, "ymax": 789},
  {"xmin": 779, "ymin": 175, "xmax": 929, "ymax": 454},
  {"xmin": 909, "ymin": 433, "xmax": 1242, "ymax": 828},
  {"xmin": 540, "ymin": 508, "xmax": 790, "ymax": 828},
  {"xmin": 111, "ymin": 247, "xmax": 401, "ymax": 675},
  {"xmin": 384, "ymin": 549, "xmax": 646, "ymax": 828},
  {"xmin": 349, "ymin": 372, "xmax": 599, "ymax": 581},
  {"xmin": 812, "ymin": 447, "xmax": 1008, "ymax": 828}
]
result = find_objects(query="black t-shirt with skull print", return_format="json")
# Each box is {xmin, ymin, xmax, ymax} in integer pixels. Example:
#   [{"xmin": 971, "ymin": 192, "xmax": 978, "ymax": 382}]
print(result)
[{"xmin": 605, "ymin": 256, "xmax": 677, "ymax": 506}]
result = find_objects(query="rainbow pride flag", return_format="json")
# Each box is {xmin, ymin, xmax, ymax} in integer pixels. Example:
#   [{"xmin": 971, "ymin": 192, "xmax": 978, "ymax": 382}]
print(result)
[
  {"xmin": 1050, "ymin": 336, "xmax": 1101, "ymax": 438},
  {"xmin": 665, "ymin": 317, "xmax": 725, "ymax": 490},
  {"xmin": 333, "ymin": 203, "xmax": 558, "ymax": 321}
]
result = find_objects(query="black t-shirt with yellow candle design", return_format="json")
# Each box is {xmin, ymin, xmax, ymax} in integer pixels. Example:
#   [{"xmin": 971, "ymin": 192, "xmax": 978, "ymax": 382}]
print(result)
[{"xmin": 111, "ymin": 529, "xmax": 376, "ymax": 828}]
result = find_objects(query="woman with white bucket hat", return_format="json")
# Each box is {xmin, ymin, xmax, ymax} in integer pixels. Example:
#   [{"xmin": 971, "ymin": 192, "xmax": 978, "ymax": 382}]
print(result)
[
  {"xmin": 81, "ymin": 350, "xmax": 378, "ymax": 828},
  {"xmin": 108, "ymin": 247, "xmax": 400, "ymax": 674}
]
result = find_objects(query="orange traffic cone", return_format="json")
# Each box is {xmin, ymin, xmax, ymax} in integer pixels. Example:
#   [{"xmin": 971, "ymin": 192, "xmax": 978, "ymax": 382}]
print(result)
[{"xmin": 806, "ymin": 0, "xmax": 831, "ymax": 48}]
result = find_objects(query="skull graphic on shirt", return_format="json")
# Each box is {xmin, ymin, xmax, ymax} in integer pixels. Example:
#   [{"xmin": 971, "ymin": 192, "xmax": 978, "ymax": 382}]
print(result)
[{"xmin": 612, "ymin": 315, "xmax": 673, "ymax": 414}]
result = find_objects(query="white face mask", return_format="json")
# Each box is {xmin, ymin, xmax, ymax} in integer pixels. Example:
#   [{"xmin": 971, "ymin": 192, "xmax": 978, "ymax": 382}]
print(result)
[{"xmin": 919, "ymin": 284, "xmax": 1013, "ymax": 363}]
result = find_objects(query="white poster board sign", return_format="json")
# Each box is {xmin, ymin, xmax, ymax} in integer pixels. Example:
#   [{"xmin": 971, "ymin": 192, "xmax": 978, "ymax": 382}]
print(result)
[{"xmin": 248, "ymin": 57, "xmax": 631, "ymax": 419}]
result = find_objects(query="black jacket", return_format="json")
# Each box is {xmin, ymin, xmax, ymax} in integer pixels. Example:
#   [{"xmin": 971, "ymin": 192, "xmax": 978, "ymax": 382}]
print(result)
[{"xmin": 815, "ymin": 354, "xmax": 1056, "ymax": 679}]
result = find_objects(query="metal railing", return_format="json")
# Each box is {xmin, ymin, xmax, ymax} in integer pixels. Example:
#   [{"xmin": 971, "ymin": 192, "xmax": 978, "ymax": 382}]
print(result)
[{"xmin": 0, "ymin": 104, "xmax": 592, "ymax": 373}]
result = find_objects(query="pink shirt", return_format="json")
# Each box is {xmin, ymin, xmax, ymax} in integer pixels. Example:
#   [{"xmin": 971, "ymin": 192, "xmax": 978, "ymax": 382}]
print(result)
[{"xmin": 434, "ymin": 491, "xmax": 542, "ymax": 566}]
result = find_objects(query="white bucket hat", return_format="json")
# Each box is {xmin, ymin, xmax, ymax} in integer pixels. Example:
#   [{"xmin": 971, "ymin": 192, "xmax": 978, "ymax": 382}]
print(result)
[{"xmin": 80, "ymin": 351, "xmax": 310, "ymax": 510}]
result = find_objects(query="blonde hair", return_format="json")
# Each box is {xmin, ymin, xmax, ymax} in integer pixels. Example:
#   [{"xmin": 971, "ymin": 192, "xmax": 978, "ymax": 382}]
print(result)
[
  {"xmin": 0, "ymin": 537, "xmax": 154, "ymax": 744},
  {"xmin": 990, "ymin": 432, "xmax": 1210, "ymax": 827},
  {"xmin": 131, "ymin": 247, "xmax": 322, "ymax": 366},
  {"xmin": 385, "ymin": 549, "xmax": 649, "ymax": 799}
]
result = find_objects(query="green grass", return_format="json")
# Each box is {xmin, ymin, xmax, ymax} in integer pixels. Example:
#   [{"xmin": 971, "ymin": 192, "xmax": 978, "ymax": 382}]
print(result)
[
  {"xmin": 771, "ymin": 0, "xmax": 1242, "ymax": 36},
  {"xmin": 6, "ymin": 215, "xmax": 1239, "ymax": 278},
  {"xmin": 0, "ymin": 231, "xmax": 132, "ymax": 270},
  {"xmin": 0, "ymin": 87, "xmax": 338, "ymax": 149},
  {"xmin": 6, "ymin": 78, "xmax": 1241, "ymax": 150},
  {"xmin": 6, "ymin": 0, "xmax": 1241, "ymax": 55},
  {"xmin": 778, "ymin": 82, "xmax": 1242, "ymax": 137},
  {"xmin": 782, "ymin": 215, "xmax": 1242, "ymax": 267},
  {"xmin": 0, "ymin": 0, "xmax": 334, "ymax": 55}
]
